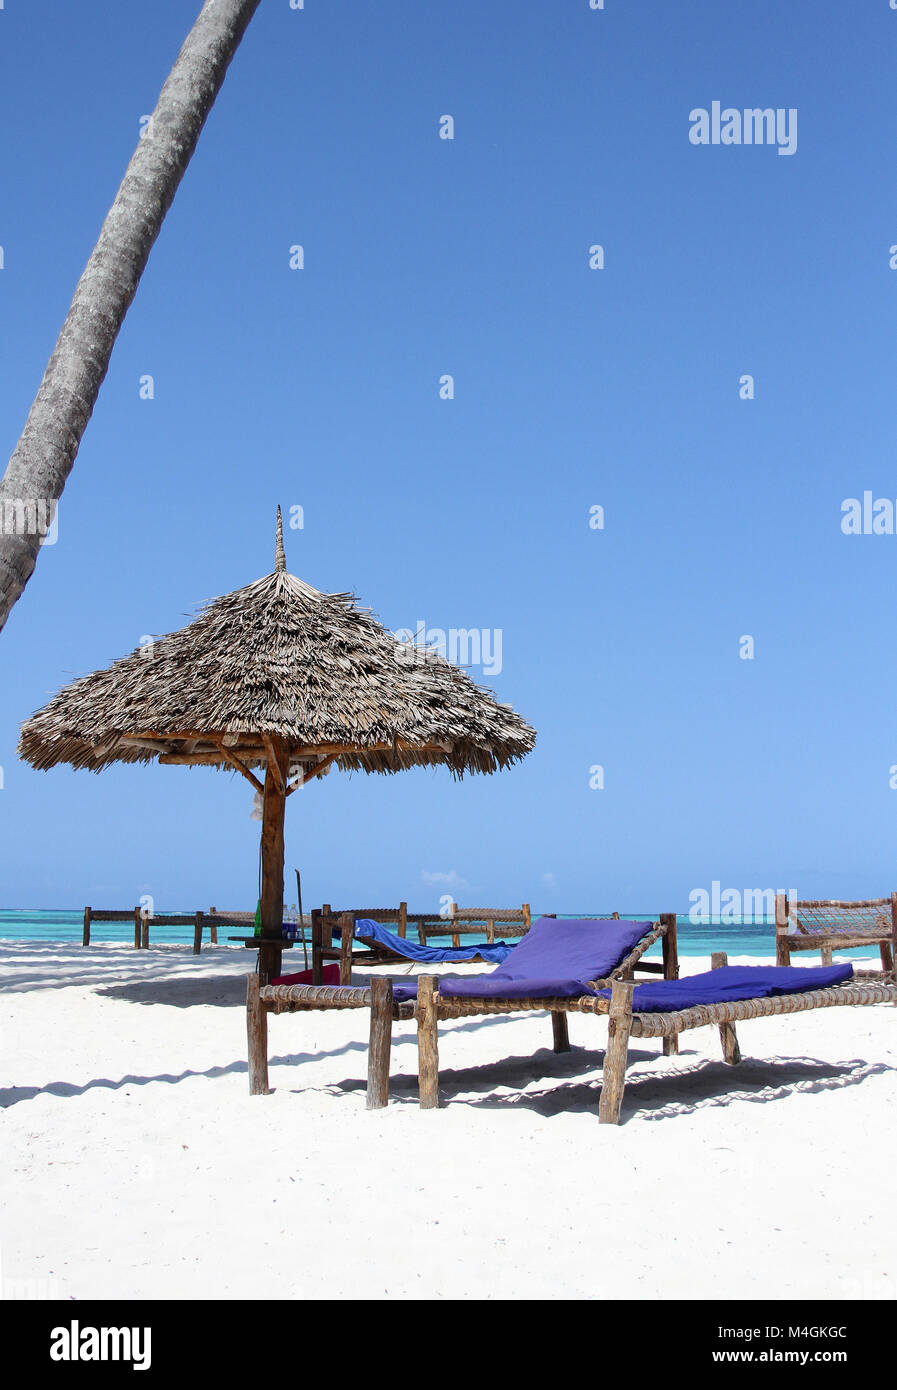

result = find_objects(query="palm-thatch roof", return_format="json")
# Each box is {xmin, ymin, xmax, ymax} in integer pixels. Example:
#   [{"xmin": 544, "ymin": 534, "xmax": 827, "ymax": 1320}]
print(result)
[{"xmin": 18, "ymin": 522, "xmax": 536, "ymax": 781}]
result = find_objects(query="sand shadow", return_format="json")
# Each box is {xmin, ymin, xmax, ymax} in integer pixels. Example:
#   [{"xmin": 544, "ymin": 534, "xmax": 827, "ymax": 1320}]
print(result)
[
  {"xmin": 0, "ymin": 1041, "xmax": 377, "ymax": 1109},
  {"xmin": 97, "ymin": 975, "xmax": 248, "ymax": 1007},
  {"xmin": 438, "ymin": 1052, "xmax": 894, "ymax": 1122}
]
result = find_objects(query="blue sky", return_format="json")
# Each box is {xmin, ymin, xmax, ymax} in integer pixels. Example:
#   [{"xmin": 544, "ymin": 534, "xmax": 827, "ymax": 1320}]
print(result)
[{"xmin": 2, "ymin": 0, "xmax": 897, "ymax": 916}]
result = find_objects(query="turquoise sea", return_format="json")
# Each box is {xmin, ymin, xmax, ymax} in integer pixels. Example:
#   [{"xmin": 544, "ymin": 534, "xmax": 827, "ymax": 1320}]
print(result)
[{"xmin": 0, "ymin": 908, "xmax": 882, "ymax": 957}]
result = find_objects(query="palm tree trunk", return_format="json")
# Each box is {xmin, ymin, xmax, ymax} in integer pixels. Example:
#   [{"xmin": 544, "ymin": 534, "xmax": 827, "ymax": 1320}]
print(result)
[{"xmin": 0, "ymin": 0, "xmax": 262, "ymax": 633}]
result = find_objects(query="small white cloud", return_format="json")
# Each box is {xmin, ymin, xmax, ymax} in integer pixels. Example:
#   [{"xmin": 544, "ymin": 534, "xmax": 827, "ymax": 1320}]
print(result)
[
  {"xmin": 421, "ymin": 869, "xmax": 470, "ymax": 891},
  {"xmin": 541, "ymin": 872, "xmax": 557, "ymax": 890}
]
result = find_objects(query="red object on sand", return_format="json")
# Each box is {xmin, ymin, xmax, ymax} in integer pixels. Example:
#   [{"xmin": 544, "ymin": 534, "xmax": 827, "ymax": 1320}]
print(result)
[{"xmin": 271, "ymin": 964, "xmax": 340, "ymax": 986}]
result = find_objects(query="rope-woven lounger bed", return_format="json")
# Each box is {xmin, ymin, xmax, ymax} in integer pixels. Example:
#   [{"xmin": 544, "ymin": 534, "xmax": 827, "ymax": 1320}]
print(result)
[
  {"xmin": 247, "ymin": 944, "xmax": 897, "ymax": 1123},
  {"xmin": 775, "ymin": 893, "xmax": 897, "ymax": 977},
  {"xmin": 247, "ymin": 915, "xmax": 679, "ymax": 1103}
]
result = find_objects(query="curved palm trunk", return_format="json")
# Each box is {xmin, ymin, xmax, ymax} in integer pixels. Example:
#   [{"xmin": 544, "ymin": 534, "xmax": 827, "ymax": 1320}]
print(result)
[{"xmin": 0, "ymin": 0, "xmax": 262, "ymax": 633}]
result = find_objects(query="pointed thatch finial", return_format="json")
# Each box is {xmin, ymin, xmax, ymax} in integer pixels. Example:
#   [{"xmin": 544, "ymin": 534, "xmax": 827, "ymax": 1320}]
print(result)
[{"xmin": 275, "ymin": 505, "xmax": 286, "ymax": 573}]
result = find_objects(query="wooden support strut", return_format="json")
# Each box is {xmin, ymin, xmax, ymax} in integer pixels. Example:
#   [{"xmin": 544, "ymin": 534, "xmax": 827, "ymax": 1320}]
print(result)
[
  {"xmin": 83, "ymin": 907, "xmax": 91, "ymax": 947},
  {"xmin": 598, "ymin": 975, "xmax": 635, "ymax": 1125},
  {"xmin": 261, "ymin": 734, "xmax": 286, "ymax": 796},
  {"xmin": 711, "ymin": 951, "xmax": 742, "ymax": 1063},
  {"xmin": 213, "ymin": 739, "xmax": 264, "ymax": 794},
  {"xmin": 286, "ymin": 753, "xmax": 338, "ymax": 794}
]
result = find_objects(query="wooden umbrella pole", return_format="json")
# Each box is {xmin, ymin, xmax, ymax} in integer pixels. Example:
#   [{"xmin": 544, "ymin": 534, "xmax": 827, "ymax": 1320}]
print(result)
[
  {"xmin": 296, "ymin": 867, "xmax": 307, "ymax": 970},
  {"xmin": 258, "ymin": 735, "xmax": 289, "ymax": 984}
]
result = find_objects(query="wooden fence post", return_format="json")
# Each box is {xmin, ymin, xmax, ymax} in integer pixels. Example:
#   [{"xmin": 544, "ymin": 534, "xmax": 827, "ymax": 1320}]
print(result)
[
  {"xmin": 83, "ymin": 907, "xmax": 91, "ymax": 947},
  {"xmin": 141, "ymin": 909, "xmax": 149, "ymax": 949},
  {"xmin": 192, "ymin": 911, "xmax": 203, "ymax": 956}
]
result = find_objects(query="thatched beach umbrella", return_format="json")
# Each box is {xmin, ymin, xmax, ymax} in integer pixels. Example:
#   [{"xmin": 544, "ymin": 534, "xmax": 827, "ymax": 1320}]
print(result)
[{"xmin": 18, "ymin": 511, "xmax": 536, "ymax": 980}]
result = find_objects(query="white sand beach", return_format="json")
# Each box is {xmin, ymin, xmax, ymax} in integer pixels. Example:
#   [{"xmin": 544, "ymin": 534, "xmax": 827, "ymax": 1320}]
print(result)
[{"xmin": 1, "ymin": 941, "xmax": 895, "ymax": 1302}]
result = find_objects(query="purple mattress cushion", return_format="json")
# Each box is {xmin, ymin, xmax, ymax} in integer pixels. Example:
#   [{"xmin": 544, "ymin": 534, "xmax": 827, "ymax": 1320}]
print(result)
[
  {"xmin": 595, "ymin": 962, "xmax": 854, "ymax": 1012},
  {"xmin": 435, "ymin": 917, "xmax": 655, "ymax": 1000}
]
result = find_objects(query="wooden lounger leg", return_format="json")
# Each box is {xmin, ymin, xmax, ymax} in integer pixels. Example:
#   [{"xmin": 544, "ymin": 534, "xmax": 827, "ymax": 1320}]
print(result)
[
  {"xmin": 599, "ymin": 976, "xmax": 635, "ymax": 1124},
  {"xmin": 660, "ymin": 913, "xmax": 679, "ymax": 1056},
  {"xmin": 339, "ymin": 915, "xmax": 353, "ymax": 986},
  {"xmin": 719, "ymin": 1018, "xmax": 741, "ymax": 1065},
  {"xmin": 551, "ymin": 1011, "xmax": 570, "ymax": 1053},
  {"xmin": 247, "ymin": 974, "xmax": 270, "ymax": 1096},
  {"xmin": 775, "ymin": 893, "xmax": 791, "ymax": 966},
  {"xmin": 417, "ymin": 975, "xmax": 440, "ymax": 1109},
  {"xmin": 711, "ymin": 951, "xmax": 741, "ymax": 1064},
  {"xmin": 367, "ymin": 978, "xmax": 394, "ymax": 1110},
  {"xmin": 661, "ymin": 918, "xmax": 679, "ymax": 1057}
]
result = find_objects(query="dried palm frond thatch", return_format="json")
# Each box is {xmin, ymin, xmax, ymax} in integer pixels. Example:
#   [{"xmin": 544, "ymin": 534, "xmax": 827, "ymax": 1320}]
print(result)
[
  {"xmin": 19, "ymin": 570, "xmax": 534, "ymax": 778},
  {"xmin": 18, "ymin": 511, "xmax": 535, "ymax": 980}
]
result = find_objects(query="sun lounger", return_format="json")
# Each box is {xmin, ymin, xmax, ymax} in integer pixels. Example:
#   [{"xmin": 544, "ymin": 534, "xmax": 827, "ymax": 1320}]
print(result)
[
  {"xmin": 409, "ymin": 950, "xmax": 897, "ymax": 1123},
  {"xmin": 82, "ymin": 906, "xmax": 142, "ymax": 948},
  {"xmin": 310, "ymin": 905, "xmax": 409, "ymax": 983},
  {"xmin": 246, "ymin": 913, "xmax": 679, "ymax": 1101},
  {"xmin": 425, "ymin": 905, "xmax": 531, "ymax": 947},
  {"xmin": 775, "ymin": 893, "xmax": 897, "ymax": 977}
]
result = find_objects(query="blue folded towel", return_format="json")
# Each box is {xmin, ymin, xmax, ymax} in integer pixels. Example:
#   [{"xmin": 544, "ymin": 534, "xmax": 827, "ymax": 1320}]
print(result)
[{"xmin": 351, "ymin": 918, "xmax": 513, "ymax": 965}]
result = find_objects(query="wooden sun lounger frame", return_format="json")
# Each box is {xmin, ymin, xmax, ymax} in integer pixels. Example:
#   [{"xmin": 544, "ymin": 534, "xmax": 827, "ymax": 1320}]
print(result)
[
  {"xmin": 310, "ymin": 902, "xmax": 532, "ymax": 984},
  {"xmin": 82, "ymin": 906, "xmax": 142, "ymax": 948},
  {"xmin": 83, "ymin": 905, "xmax": 291, "ymax": 953},
  {"xmin": 247, "ymin": 943, "xmax": 897, "ymax": 1124},
  {"xmin": 247, "ymin": 913, "xmax": 681, "ymax": 1103},
  {"xmin": 775, "ymin": 893, "xmax": 897, "ymax": 978},
  {"xmin": 311, "ymin": 904, "xmax": 409, "ymax": 984}
]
